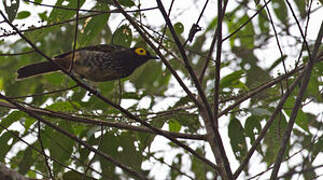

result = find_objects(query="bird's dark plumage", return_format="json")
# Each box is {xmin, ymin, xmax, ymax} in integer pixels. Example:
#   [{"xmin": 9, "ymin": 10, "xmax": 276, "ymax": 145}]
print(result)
[{"xmin": 16, "ymin": 44, "xmax": 158, "ymax": 82}]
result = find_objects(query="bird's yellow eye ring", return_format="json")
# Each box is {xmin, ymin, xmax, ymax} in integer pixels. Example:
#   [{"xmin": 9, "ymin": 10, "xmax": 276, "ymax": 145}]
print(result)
[{"xmin": 134, "ymin": 48, "xmax": 147, "ymax": 56}]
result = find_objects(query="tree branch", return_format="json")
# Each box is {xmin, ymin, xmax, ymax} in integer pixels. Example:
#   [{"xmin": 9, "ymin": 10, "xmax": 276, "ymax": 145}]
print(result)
[
  {"xmin": 270, "ymin": 20, "xmax": 323, "ymax": 180},
  {"xmin": 156, "ymin": 1, "xmax": 233, "ymax": 178},
  {"xmin": 233, "ymin": 61, "xmax": 308, "ymax": 178},
  {"xmin": 0, "ymin": 94, "xmax": 148, "ymax": 180},
  {"xmin": 1, "ymin": 9, "xmax": 217, "ymax": 171},
  {"xmin": 0, "ymin": 101, "xmax": 206, "ymax": 141},
  {"xmin": 0, "ymin": 164, "xmax": 29, "ymax": 180},
  {"xmin": 156, "ymin": 0, "xmax": 214, "ymax": 122},
  {"xmin": 0, "ymin": 124, "xmax": 98, "ymax": 179}
]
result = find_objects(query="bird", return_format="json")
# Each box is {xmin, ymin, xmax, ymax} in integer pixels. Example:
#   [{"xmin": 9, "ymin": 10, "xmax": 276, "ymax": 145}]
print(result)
[{"xmin": 16, "ymin": 44, "xmax": 158, "ymax": 82}]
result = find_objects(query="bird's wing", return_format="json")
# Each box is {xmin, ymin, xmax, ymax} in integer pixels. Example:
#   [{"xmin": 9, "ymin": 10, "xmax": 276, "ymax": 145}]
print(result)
[{"xmin": 54, "ymin": 44, "xmax": 126, "ymax": 58}]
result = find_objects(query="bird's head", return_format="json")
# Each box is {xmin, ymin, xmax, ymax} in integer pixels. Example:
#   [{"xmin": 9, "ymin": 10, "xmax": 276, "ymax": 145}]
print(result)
[{"xmin": 132, "ymin": 47, "xmax": 159, "ymax": 60}]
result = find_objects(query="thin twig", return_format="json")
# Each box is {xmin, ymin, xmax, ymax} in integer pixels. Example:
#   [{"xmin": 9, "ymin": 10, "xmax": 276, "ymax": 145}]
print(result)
[
  {"xmin": 155, "ymin": 0, "xmax": 233, "ymax": 175},
  {"xmin": 198, "ymin": 29, "xmax": 216, "ymax": 83},
  {"xmin": 23, "ymin": 0, "xmax": 157, "ymax": 14},
  {"xmin": 83, "ymin": 126, "xmax": 104, "ymax": 179},
  {"xmin": 25, "ymin": 121, "xmax": 103, "ymax": 177},
  {"xmin": 213, "ymin": 0, "xmax": 224, "ymax": 127},
  {"xmin": 0, "ymin": 94, "xmax": 148, "ymax": 180},
  {"xmin": 0, "ymin": 7, "xmax": 158, "ymax": 39},
  {"xmin": 157, "ymin": 1, "xmax": 234, "ymax": 177},
  {"xmin": 198, "ymin": 0, "xmax": 228, "ymax": 83},
  {"xmin": 222, "ymin": 0, "xmax": 272, "ymax": 42},
  {"xmin": 1, "ymin": 9, "xmax": 214, "ymax": 177},
  {"xmin": 115, "ymin": 5, "xmax": 204, "ymax": 113},
  {"xmin": 6, "ymin": 85, "xmax": 79, "ymax": 99},
  {"xmin": 285, "ymin": 0, "xmax": 311, "ymax": 58},
  {"xmin": 37, "ymin": 121, "xmax": 54, "ymax": 179},
  {"xmin": 69, "ymin": 0, "xmax": 81, "ymax": 72},
  {"xmin": 0, "ymin": 123, "xmax": 97, "ymax": 180},
  {"xmin": 278, "ymin": 164, "xmax": 323, "ymax": 179},
  {"xmin": 0, "ymin": 101, "xmax": 206, "ymax": 141},
  {"xmin": 149, "ymin": 153, "xmax": 195, "ymax": 180},
  {"xmin": 218, "ymin": 64, "xmax": 304, "ymax": 118},
  {"xmin": 264, "ymin": 0, "xmax": 287, "ymax": 74},
  {"xmin": 233, "ymin": 72, "xmax": 301, "ymax": 178},
  {"xmin": 156, "ymin": 0, "xmax": 214, "ymax": 123},
  {"xmin": 213, "ymin": 0, "xmax": 234, "ymax": 179},
  {"xmin": 0, "ymin": 50, "xmax": 34, "ymax": 56},
  {"xmin": 270, "ymin": 21, "xmax": 323, "ymax": 180},
  {"xmin": 182, "ymin": 0, "xmax": 208, "ymax": 46},
  {"xmin": 295, "ymin": 0, "xmax": 313, "ymax": 67},
  {"xmin": 233, "ymin": 64, "xmax": 310, "ymax": 178},
  {"xmin": 157, "ymin": 0, "xmax": 175, "ymax": 50}
]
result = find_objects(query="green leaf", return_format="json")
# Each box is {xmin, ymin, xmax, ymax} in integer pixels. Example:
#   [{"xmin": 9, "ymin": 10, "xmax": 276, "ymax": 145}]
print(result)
[
  {"xmin": 228, "ymin": 117, "xmax": 247, "ymax": 160},
  {"xmin": 191, "ymin": 148, "xmax": 210, "ymax": 179},
  {"xmin": 247, "ymin": 107, "xmax": 271, "ymax": 116},
  {"xmin": 306, "ymin": 70, "xmax": 322, "ymax": 101},
  {"xmin": 3, "ymin": 0, "xmax": 20, "ymax": 22},
  {"xmin": 258, "ymin": 8, "xmax": 270, "ymax": 35},
  {"xmin": 272, "ymin": 0, "xmax": 288, "ymax": 25},
  {"xmin": 295, "ymin": 110, "xmax": 309, "ymax": 132},
  {"xmin": 136, "ymin": 118, "xmax": 165, "ymax": 152},
  {"xmin": 173, "ymin": 96, "xmax": 191, "ymax": 108},
  {"xmin": 122, "ymin": 92, "xmax": 142, "ymax": 99},
  {"xmin": 24, "ymin": 0, "xmax": 83, "ymax": 42},
  {"xmin": 63, "ymin": 171, "xmax": 89, "ymax": 180},
  {"xmin": 263, "ymin": 112, "xmax": 287, "ymax": 165},
  {"xmin": 254, "ymin": 0, "xmax": 261, "ymax": 5},
  {"xmin": 313, "ymin": 136, "xmax": 323, "ymax": 159},
  {"xmin": 0, "ymin": 111, "xmax": 25, "ymax": 134},
  {"xmin": 78, "ymin": 3, "xmax": 110, "ymax": 47},
  {"xmin": 46, "ymin": 101, "xmax": 76, "ymax": 112},
  {"xmin": 285, "ymin": 97, "xmax": 309, "ymax": 132},
  {"xmin": 44, "ymin": 121, "xmax": 74, "ymax": 174},
  {"xmin": 238, "ymin": 15, "xmax": 255, "ymax": 49},
  {"xmin": 18, "ymin": 146, "xmax": 34, "ymax": 175},
  {"xmin": 0, "ymin": 131, "xmax": 19, "ymax": 162},
  {"xmin": 16, "ymin": 11, "xmax": 31, "ymax": 19},
  {"xmin": 24, "ymin": 25, "xmax": 52, "ymax": 42},
  {"xmin": 130, "ymin": 61, "xmax": 166, "ymax": 93},
  {"xmin": 174, "ymin": 22, "xmax": 184, "ymax": 34},
  {"xmin": 119, "ymin": 0, "xmax": 135, "ymax": 7},
  {"xmin": 294, "ymin": 0, "xmax": 306, "ymax": 18},
  {"xmin": 267, "ymin": 55, "xmax": 287, "ymax": 72},
  {"xmin": 170, "ymin": 154, "xmax": 182, "ymax": 179},
  {"xmin": 245, "ymin": 116, "xmax": 262, "ymax": 145},
  {"xmin": 38, "ymin": 11, "xmax": 48, "ymax": 21},
  {"xmin": 168, "ymin": 119, "xmax": 181, "ymax": 132},
  {"xmin": 45, "ymin": 73, "xmax": 65, "ymax": 86},
  {"xmin": 112, "ymin": 25, "xmax": 132, "ymax": 48},
  {"xmin": 220, "ymin": 70, "xmax": 245, "ymax": 88},
  {"xmin": 206, "ymin": 17, "xmax": 218, "ymax": 32},
  {"xmin": 105, "ymin": 0, "xmax": 135, "ymax": 7},
  {"xmin": 99, "ymin": 132, "xmax": 142, "ymax": 177},
  {"xmin": 24, "ymin": 116, "xmax": 36, "ymax": 134},
  {"xmin": 0, "ymin": 77, "xmax": 3, "ymax": 90},
  {"xmin": 48, "ymin": 0, "xmax": 85, "ymax": 23},
  {"xmin": 171, "ymin": 111, "xmax": 199, "ymax": 134}
]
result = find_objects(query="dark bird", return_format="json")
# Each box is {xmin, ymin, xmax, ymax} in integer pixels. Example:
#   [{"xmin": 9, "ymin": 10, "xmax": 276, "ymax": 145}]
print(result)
[{"xmin": 17, "ymin": 44, "xmax": 158, "ymax": 82}]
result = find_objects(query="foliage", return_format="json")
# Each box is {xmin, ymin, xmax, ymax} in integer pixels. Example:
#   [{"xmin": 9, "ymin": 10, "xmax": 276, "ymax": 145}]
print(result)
[{"xmin": 0, "ymin": 0, "xmax": 322, "ymax": 179}]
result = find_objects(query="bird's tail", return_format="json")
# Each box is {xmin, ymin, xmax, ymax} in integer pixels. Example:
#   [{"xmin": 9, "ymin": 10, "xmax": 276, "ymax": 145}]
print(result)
[{"xmin": 17, "ymin": 61, "xmax": 62, "ymax": 79}]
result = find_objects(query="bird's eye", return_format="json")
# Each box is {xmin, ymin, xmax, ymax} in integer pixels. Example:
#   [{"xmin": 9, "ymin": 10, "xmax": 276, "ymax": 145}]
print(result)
[{"xmin": 135, "ymin": 48, "xmax": 147, "ymax": 56}]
